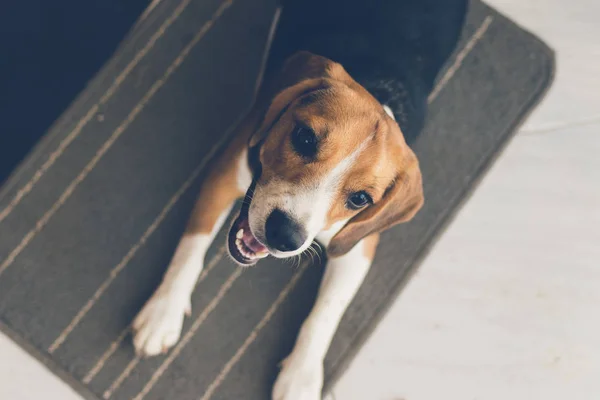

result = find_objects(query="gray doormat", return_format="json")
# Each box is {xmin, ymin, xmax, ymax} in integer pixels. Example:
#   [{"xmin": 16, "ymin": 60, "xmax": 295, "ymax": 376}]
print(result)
[{"xmin": 0, "ymin": 0, "xmax": 554, "ymax": 399}]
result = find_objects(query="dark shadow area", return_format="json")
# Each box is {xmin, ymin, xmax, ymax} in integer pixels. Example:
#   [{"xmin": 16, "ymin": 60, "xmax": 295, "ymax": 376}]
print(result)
[{"xmin": 0, "ymin": 0, "xmax": 150, "ymax": 183}]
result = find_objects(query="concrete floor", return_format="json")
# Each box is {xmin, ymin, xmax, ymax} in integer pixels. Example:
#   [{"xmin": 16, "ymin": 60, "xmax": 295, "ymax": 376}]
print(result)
[{"xmin": 1, "ymin": 0, "xmax": 599, "ymax": 399}]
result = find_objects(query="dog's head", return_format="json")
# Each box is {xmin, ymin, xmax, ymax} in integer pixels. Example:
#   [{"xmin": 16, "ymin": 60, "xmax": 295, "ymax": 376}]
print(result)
[{"xmin": 228, "ymin": 52, "xmax": 423, "ymax": 265}]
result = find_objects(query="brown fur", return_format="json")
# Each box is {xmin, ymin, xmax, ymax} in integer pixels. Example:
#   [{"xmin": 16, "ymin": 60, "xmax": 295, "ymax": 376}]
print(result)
[{"xmin": 327, "ymin": 116, "xmax": 424, "ymax": 257}]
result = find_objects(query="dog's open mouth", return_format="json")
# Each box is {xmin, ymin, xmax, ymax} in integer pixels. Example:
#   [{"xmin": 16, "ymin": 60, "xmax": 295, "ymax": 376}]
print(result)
[{"xmin": 227, "ymin": 207, "xmax": 269, "ymax": 266}]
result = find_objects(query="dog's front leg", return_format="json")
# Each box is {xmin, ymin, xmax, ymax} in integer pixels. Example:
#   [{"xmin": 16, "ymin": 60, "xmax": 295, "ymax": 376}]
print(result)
[
  {"xmin": 273, "ymin": 234, "xmax": 379, "ymax": 400},
  {"xmin": 133, "ymin": 137, "xmax": 250, "ymax": 357}
]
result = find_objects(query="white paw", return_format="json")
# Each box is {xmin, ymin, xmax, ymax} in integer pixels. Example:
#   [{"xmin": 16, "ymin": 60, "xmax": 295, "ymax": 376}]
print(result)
[
  {"xmin": 272, "ymin": 356, "xmax": 324, "ymax": 400},
  {"xmin": 132, "ymin": 289, "xmax": 191, "ymax": 356}
]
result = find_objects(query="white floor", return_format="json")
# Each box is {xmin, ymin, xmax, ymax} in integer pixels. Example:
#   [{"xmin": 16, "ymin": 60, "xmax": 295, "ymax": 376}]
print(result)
[{"xmin": 1, "ymin": 1, "xmax": 599, "ymax": 399}]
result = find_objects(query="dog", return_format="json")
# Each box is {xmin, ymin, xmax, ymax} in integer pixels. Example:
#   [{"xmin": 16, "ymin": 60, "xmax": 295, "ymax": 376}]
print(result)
[{"xmin": 131, "ymin": 0, "xmax": 467, "ymax": 398}]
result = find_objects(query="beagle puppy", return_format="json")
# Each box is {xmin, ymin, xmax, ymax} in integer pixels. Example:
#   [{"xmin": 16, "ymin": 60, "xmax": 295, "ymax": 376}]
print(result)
[{"xmin": 132, "ymin": 0, "xmax": 466, "ymax": 398}]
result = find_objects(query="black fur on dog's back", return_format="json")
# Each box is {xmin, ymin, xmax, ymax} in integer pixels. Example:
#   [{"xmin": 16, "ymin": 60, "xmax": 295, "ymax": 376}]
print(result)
[{"xmin": 267, "ymin": 0, "xmax": 468, "ymax": 143}]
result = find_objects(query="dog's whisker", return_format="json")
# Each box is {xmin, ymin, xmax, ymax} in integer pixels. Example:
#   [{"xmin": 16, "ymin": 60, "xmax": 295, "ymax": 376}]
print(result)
[
  {"xmin": 313, "ymin": 241, "xmax": 324, "ymax": 254},
  {"xmin": 284, "ymin": 256, "xmax": 294, "ymax": 267},
  {"xmin": 309, "ymin": 247, "xmax": 319, "ymax": 265},
  {"xmin": 310, "ymin": 243, "xmax": 322, "ymax": 265},
  {"xmin": 305, "ymin": 247, "xmax": 315, "ymax": 265}
]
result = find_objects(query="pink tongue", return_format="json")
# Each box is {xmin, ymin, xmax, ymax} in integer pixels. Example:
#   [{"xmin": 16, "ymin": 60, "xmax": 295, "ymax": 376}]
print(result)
[{"xmin": 243, "ymin": 231, "xmax": 267, "ymax": 253}]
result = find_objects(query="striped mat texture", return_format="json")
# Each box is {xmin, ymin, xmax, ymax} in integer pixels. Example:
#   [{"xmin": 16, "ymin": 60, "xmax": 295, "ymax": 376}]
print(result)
[{"xmin": 0, "ymin": 0, "xmax": 554, "ymax": 399}]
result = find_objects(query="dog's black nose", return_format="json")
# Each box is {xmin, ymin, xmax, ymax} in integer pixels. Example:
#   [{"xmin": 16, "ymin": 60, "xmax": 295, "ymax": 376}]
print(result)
[{"xmin": 265, "ymin": 209, "xmax": 306, "ymax": 252}]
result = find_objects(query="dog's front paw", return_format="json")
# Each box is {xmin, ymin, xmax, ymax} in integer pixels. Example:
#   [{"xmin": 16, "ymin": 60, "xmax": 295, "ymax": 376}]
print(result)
[
  {"xmin": 132, "ymin": 289, "xmax": 190, "ymax": 357},
  {"xmin": 272, "ymin": 355, "xmax": 324, "ymax": 400}
]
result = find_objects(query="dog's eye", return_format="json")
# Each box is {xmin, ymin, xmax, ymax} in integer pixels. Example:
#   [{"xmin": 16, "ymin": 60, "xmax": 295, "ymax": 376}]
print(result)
[
  {"xmin": 291, "ymin": 126, "xmax": 318, "ymax": 159},
  {"xmin": 347, "ymin": 191, "xmax": 372, "ymax": 210}
]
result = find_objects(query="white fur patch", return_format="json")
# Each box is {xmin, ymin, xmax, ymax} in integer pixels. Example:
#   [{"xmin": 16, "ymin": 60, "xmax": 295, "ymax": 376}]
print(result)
[{"xmin": 383, "ymin": 104, "xmax": 395, "ymax": 120}]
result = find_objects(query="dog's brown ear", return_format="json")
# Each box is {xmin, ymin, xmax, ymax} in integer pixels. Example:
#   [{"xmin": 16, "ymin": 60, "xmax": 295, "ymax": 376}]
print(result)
[
  {"xmin": 248, "ymin": 51, "xmax": 352, "ymax": 148},
  {"xmin": 327, "ymin": 145, "xmax": 424, "ymax": 258}
]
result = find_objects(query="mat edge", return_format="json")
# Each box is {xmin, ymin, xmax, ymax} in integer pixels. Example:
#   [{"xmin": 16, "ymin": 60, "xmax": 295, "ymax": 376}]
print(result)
[{"xmin": 0, "ymin": 317, "xmax": 101, "ymax": 400}]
